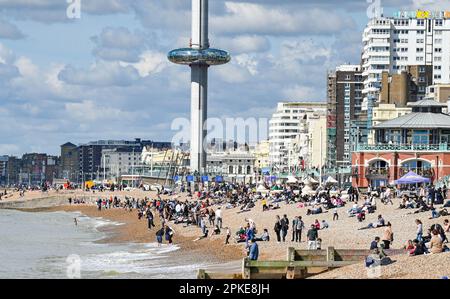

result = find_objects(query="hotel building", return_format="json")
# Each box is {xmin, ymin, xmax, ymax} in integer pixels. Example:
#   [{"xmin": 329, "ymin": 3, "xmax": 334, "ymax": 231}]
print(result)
[
  {"xmin": 269, "ymin": 102, "xmax": 327, "ymax": 173},
  {"xmin": 361, "ymin": 12, "xmax": 450, "ymax": 110},
  {"xmin": 352, "ymin": 98, "xmax": 450, "ymax": 187}
]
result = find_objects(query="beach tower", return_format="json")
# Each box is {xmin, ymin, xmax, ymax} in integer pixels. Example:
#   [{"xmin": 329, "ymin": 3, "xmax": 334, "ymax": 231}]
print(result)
[{"xmin": 168, "ymin": 0, "xmax": 231, "ymax": 173}]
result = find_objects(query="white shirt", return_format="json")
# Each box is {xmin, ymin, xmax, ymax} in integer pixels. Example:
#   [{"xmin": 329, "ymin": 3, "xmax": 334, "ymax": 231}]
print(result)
[{"xmin": 215, "ymin": 209, "xmax": 222, "ymax": 218}]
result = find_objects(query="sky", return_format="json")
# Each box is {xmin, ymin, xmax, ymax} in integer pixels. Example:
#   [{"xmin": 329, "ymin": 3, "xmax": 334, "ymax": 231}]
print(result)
[{"xmin": 0, "ymin": 0, "xmax": 447, "ymax": 156}]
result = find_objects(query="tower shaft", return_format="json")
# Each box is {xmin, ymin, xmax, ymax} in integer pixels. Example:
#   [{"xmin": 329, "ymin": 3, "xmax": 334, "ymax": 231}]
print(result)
[{"xmin": 190, "ymin": 0, "xmax": 209, "ymax": 173}]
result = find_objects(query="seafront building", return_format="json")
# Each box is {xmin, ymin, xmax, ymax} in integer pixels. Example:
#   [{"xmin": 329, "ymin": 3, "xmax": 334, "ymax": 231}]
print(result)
[
  {"xmin": 269, "ymin": 102, "xmax": 327, "ymax": 173},
  {"xmin": 361, "ymin": 12, "xmax": 450, "ymax": 110},
  {"xmin": 326, "ymin": 65, "xmax": 365, "ymax": 183},
  {"xmin": 352, "ymin": 98, "xmax": 450, "ymax": 187}
]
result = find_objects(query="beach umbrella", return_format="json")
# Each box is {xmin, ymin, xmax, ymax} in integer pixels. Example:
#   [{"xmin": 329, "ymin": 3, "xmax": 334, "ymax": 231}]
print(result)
[
  {"xmin": 286, "ymin": 176, "xmax": 298, "ymax": 184},
  {"xmin": 325, "ymin": 176, "xmax": 338, "ymax": 185},
  {"xmin": 394, "ymin": 171, "xmax": 430, "ymax": 184}
]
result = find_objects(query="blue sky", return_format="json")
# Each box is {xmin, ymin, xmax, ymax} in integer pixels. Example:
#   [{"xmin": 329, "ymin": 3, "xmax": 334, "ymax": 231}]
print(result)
[{"xmin": 0, "ymin": 0, "xmax": 446, "ymax": 156}]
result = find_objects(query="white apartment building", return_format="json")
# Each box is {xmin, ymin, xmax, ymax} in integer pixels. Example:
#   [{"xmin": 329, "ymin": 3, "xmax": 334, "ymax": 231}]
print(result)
[
  {"xmin": 361, "ymin": 11, "xmax": 450, "ymax": 108},
  {"xmin": 101, "ymin": 147, "xmax": 141, "ymax": 181},
  {"xmin": 269, "ymin": 102, "xmax": 327, "ymax": 172}
]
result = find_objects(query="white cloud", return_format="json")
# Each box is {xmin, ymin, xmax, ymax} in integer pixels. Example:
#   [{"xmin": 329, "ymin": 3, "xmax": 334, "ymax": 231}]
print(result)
[
  {"xmin": 120, "ymin": 51, "xmax": 168, "ymax": 77},
  {"xmin": 212, "ymin": 2, "xmax": 354, "ymax": 35},
  {"xmin": 58, "ymin": 61, "xmax": 140, "ymax": 86},
  {"xmin": 216, "ymin": 35, "xmax": 270, "ymax": 54}
]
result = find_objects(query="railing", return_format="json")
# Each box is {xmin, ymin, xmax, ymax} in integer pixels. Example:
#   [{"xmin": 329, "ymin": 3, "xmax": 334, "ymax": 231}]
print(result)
[
  {"xmin": 365, "ymin": 167, "xmax": 389, "ymax": 176},
  {"xmin": 356, "ymin": 143, "xmax": 449, "ymax": 152},
  {"xmin": 399, "ymin": 168, "xmax": 434, "ymax": 178}
]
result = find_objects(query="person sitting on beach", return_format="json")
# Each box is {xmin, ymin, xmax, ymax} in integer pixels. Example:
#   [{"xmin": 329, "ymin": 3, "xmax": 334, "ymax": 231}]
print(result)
[
  {"xmin": 306, "ymin": 206, "xmax": 323, "ymax": 216},
  {"xmin": 314, "ymin": 219, "xmax": 321, "ymax": 230},
  {"xmin": 404, "ymin": 240, "xmax": 414, "ymax": 252},
  {"xmin": 235, "ymin": 227, "xmax": 246, "ymax": 243},
  {"xmin": 370, "ymin": 237, "xmax": 380, "ymax": 250},
  {"xmin": 358, "ymin": 215, "xmax": 386, "ymax": 230},
  {"xmin": 357, "ymin": 210, "xmax": 366, "ymax": 222},
  {"xmin": 444, "ymin": 219, "xmax": 450, "ymax": 234},
  {"xmin": 427, "ymin": 229, "xmax": 443, "ymax": 254},
  {"xmin": 365, "ymin": 247, "xmax": 391, "ymax": 268},
  {"xmin": 321, "ymin": 220, "xmax": 329, "ymax": 229},
  {"xmin": 409, "ymin": 239, "xmax": 425, "ymax": 256},
  {"xmin": 254, "ymin": 229, "xmax": 270, "ymax": 242}
]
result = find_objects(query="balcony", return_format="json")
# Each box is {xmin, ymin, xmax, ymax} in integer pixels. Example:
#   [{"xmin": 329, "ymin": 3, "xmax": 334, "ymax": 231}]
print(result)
[
  {"xmin": 399, "ymin": 167, "xmax": 434, "ymax": 178},
  {"xmin": 365, "ymin": 167, "xmax": 389, "ymax": 178},
  {"xmin": 356, "ymin": 143, "xmax": 448, "ymax": 152}
]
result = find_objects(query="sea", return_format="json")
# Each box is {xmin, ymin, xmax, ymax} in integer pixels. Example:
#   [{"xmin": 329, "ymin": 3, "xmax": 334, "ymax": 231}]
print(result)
[{"xmin": 0, "ymin": 209, "xmax": 217, "ymax": 279}]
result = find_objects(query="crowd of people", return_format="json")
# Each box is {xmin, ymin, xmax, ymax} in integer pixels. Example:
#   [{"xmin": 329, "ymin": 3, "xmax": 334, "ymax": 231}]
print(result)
[{"xmin": 59, "ymin": 179, "xmax": 450, "ymax": 263}]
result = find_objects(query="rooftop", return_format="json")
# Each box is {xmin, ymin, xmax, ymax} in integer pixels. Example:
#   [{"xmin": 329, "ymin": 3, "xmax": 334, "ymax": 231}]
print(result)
[{"xmin": 374, "ymin": 112, "xmax": 450, "ymax": 129}]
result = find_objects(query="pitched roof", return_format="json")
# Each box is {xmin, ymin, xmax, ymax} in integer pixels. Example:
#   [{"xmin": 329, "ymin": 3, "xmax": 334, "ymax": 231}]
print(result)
[
  {"xmin": 374, "ymin": 112, "xmax": 450, "ymax": 129},
  {"xmin": 61, "ymin": 142, "xmax": 77, "ymax": 147},
  {"xmin": 407, "ymin": 98, "xmax": 447, "ymax": 107}
]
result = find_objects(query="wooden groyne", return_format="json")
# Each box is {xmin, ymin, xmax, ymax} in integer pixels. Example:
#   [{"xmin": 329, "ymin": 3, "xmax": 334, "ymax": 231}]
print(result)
[{"xmin": 198, "ymin": 247, "xmax": 405, "ymax": 279}]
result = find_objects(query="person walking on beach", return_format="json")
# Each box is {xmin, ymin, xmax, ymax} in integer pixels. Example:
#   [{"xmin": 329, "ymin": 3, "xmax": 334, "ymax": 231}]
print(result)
[
  {"xmin": 295, "ymin": 216, "xmax": 304, "ymax": 242},
  {"xmin": 225, "ymin": 227, "xmax": 231, "ymax": 245},
  {"xmin": 215, "ymin": 207, "xmax": 223, "ymax": 229},
  {"xmin": 307, "ymin": 224, "xmax": 318, "ymax": 250},
  {"xmin": 333, "ymin": 208, "xmax": 339, "ymax": 221},
  {"xmin": 274, "ymin": 215, "xmax": 282, "ymax": 243},
  {"xmin": 147, "ymin": 209, "xmax": 155, "ymax": 230},
  {"xmin": 156, "ymin": 226, "xmax": 164, "ymax": 247},
  {"xmin": 165, "ymin": 225, "xmax": 174, "ymax": 245},
  {"xmin": 280, "ymin": 214, "xmax": 289, "ymax": 242},
  {"xmin": 291, "ymin": 216, "xmax": 299, "ymax": 242},
  {"xmin": 248, "ymin": 239, "xmax": 259, "ymax": 261}
]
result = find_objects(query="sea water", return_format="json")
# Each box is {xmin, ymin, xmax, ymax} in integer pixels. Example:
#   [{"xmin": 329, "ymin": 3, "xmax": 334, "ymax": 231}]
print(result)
[{"xmin": 0, "ymin": 209, "xmax": 209, "ymax": 279}]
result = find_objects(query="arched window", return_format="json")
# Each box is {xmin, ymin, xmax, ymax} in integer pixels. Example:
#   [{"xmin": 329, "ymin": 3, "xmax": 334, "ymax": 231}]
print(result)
[
  {"xmin": 238, "ymin": 166, "xmax": 242, "ymax": 174},
  {"xmin": 247, "ymin": 165, "xmax": 251, "ymax": 174},
  {"xmin": 229, "ymin": 166, "xmax": 233, "ymax": 174}
]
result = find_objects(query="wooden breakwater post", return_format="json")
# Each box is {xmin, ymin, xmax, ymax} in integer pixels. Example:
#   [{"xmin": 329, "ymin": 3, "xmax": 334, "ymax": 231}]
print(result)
[{"xmin": 197, "ymin": 247, "xmax": 405, "ymax": 279}]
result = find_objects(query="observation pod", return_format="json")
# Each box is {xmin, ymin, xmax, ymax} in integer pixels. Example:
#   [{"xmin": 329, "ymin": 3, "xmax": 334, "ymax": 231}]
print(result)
[{"xmin": 168, "ymin": 48, "xmax": 231, "ymax": 66}]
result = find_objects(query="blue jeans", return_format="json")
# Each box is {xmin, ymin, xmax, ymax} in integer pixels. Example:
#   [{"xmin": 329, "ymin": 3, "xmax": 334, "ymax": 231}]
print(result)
[{"xmin": 416, "ymin": 233, "xmax": 423, "ymax": 242}]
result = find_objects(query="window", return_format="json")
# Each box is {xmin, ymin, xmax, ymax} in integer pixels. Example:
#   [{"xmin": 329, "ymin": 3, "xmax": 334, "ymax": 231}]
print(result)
[
  {"xmin": 434, "ymin": 65, "xmax": 442, "ymax": 70},
  {"xmin": 435, "ymin": 38, "xmax": 442, "ymax": 44},
  {"xmin": 435, "ymin": 30, "xmax": 442, "ymax": 35},
  {"xmin": 435, "ymin": 19, "xmax": 443, "ymax": 26},
  {"xmin": 417, "ymin": 30, "xmax": 425, "ymax": 34},
  {"xmin": 434, "ymin": 74, "xmax": 442, "ymax": 79},
  {"xmin": 417, "ymin": 19, "xmax": 425, "ymax": 26},
  {"xmin": 419, "ymin": 66, "xmax": 426, "ymax": 73},
  {"xmin": 435, "ymin": 56, "xmax": 442, "ymax": 62},
  {"xmin": 416, "ymin": 48, "xmax": 424, "ymax": 52},
  {"xmin": 418, "ymin": 77, "xmax": 425, "ymax": 82},
  {"xmin": 435, "ymin": 48, "xmax": 442, "ymax": 53},
  {"xmin": 416, "ymin": 38, "xmax": 424, "ymax": 43}
]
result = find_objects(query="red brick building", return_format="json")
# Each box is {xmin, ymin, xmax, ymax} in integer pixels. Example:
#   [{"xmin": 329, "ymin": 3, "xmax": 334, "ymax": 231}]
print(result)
[{"xmin": 352, "ymin": 99, "xmax": 450, "ymax": 187}]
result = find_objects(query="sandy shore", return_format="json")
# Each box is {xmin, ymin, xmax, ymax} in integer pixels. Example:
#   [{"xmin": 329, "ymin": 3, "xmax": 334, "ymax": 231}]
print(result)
[
  {"xmin": 310, "ymin": 252, "xmax": 450, "ymax": 279},
  {"xmin": 6, "ymin": 189, "xmax": 450, "ymax": 278},
  {"xmin": 35, "ymin": 205, "xmax": 246, "ymax": 265}
]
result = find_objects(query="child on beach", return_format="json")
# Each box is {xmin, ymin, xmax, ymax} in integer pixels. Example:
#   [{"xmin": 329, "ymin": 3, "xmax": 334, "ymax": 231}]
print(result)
[{"xmin": 225, "ymin": 228, "xmax": 231, "ymax": 244}]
